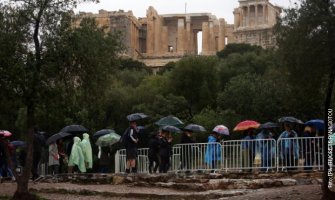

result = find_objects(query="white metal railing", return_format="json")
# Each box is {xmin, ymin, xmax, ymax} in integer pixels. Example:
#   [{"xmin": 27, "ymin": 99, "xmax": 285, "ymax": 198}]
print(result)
[
  {"xmin": 172, "ymin": 143, "xmax": 222, "ymax": 172},
  {"xmin": 223, "ymin": 139, "xmax": 277, "ymax": 172},
  {"xmin": 277, "ymin": 136, "xmax": 324, "ymax": 171},
  {"xmin": 113, "ymin": 136, "xmax": 330, "ymax": 173}
]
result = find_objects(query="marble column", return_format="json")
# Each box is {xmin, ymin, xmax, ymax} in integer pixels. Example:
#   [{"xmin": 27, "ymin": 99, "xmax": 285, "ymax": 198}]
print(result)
[
  {"xmin": 177, "ymin": 18, "xmax": 185, "ymax": 53},
  {"xmin": 247, "ymin": 6, "xmax": 250, "ymax": 27},
  {"xmin": 255, "ymin": 5, "xmax": 258, "ymax": 25},
  {"xmin": 218, "ymin": 19, "xmax": 226, "ymax": 51},
  {"xmin": 209, "ymin": 21, "xmax": 215, "ymax": 52},
  {"xmin": 161, "ymin": 26, "xmax": 168, "ymax": 54},
  {"xmin": 186, "ymin": 16, "xmax": 192, "ymax": 53},
  {"xmin": 154, "ymin": 18, "xmax": 161, "ymax": 54},
  {"xmin": 202, "ymin": 22, "xmax": 209, "ymax": 54},
  {"xmin": 146, "ymin": 18, "xmax": 154, "ymax": 55}
]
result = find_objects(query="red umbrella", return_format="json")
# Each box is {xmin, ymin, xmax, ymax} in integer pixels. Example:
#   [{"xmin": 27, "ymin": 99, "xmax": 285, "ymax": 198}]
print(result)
[
  {"xmin": 0, "ymin": 130, "xmax": 12, "ymax": 137},
  {"xmin": 233, "ymin": 120, "xmax": 260, "ymax": 131}
]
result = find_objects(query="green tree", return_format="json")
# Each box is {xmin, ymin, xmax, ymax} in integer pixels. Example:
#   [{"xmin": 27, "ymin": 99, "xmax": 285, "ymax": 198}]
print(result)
[
  {"xmin": 217, "ymin": 51, "xmax": 275, "ymax": 90},
  {"xmin": 275, "ymin": 0, "xmax": 335, "ymax": 198},
  {"xmin": 217, "ymin": 73, "xmax": 290, "ymax": 122},
  {"xmin": 216, "ymin": 43, "xmax": 262, "ymax": 59},
  {"xmin": 169, "ymin": 56, "xmax": 219, "ymax": 118},
  {"xmin": 0, "ymin": 1, "xmax": 123, "ymax": 199}
]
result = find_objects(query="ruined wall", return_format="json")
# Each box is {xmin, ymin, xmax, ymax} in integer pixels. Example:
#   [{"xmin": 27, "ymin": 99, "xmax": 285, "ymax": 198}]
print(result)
[{"xmin": 73, "ymin": 0, "xmax": 281, "ymax": 68}]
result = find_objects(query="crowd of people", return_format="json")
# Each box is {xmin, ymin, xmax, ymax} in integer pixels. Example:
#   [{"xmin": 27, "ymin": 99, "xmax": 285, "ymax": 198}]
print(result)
[{"xmin": 0, "ymin": 118, "xmax": 329, "ymax": 181}]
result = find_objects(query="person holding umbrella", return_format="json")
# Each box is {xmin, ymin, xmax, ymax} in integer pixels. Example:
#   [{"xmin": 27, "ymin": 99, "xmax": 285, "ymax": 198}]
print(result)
[
  {"xmin": 278, "ymin": 122, "xmax": 299, "ymax": 171},
  {"xmin": 148, "ymin": 132, "xmax": 160, "ymax": 173},
  {"xmin": 256, "ymin": 122, "xmax": 277, "ymax": 172},
  {"xmin": 180, "ymin": 129, "xmax": 195, "ymax": 172},
  {"xmin": 125, "ymin": 120, "xmax": 139, "ymax": 174},
  {"xmin": 241, "ymin": 129, "xmax": 256, "ymax": 172},
  {"xmin": 48, "ymin": 142, "xmax": 60, "ymax": 176},
  {"xmin": 300, "ymin": 126, "xmax": 316, "ymax": 171},
  {"xmin": 159, "ymin": 128, "xmax": 173, "ymax": 173},
  {"xmin": 205, "ymin": 133, "xmax": 221, "ymax": 172}
]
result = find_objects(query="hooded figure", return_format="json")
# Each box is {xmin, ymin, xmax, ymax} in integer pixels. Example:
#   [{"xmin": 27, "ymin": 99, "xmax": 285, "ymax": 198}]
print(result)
[
  {"xmin": 68, "ymin": 137, "xmax": 86, "ymax": 173},
  {"xmin": 80, "ymin": 133, "xmax": 93, "ymax": 169}
]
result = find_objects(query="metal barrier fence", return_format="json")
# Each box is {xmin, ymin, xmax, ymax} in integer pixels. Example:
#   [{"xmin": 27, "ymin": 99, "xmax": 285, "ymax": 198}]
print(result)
[
  {"xmin": 113, "ymin": 137, "xmax": 330, "ymax": 173},
  {"xmin": 277, "ymin": 136, "xmax": 324, "ymax": 171},
  {"xmin": 171, "ymin": 143, "xmax": 222, "ymax": 172},
  {"xmin": 223, "ymin": 139, "xmax": 277, "ymax": 172}
]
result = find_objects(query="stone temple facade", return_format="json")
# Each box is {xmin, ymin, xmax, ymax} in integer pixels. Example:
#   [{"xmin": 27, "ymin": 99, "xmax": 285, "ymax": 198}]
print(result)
[
  {"xmin": 233, "ymin": 0, "xmax": 281, "ymax": 48},
  {"xmin": 73, "ymin": 0, "xmax": 281, "ymax": 69}
]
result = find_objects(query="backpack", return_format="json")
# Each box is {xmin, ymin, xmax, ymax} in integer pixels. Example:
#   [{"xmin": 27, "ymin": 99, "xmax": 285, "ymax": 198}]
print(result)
[{"xmin": 120, "ymin": 127, "xmax": 130, "ymax": 147}]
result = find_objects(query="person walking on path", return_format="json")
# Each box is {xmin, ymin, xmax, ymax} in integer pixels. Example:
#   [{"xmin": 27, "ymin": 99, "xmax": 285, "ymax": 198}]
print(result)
[{"xmin": 80, "ymin": 133, "xmax": 93, "ymax": 171}]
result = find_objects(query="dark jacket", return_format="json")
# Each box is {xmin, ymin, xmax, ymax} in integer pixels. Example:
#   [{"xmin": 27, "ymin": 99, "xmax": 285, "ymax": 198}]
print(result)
[
  {"xmin": 126, "ymin": 127, "xmax": 139, "ymax": 149},
  {"xmin": 148, "ymin": 135, "xmax": 160, "ymax": 157},
  {"xmin": 159, "ymin": 137, "xmax": 172, "ymax": 157}
]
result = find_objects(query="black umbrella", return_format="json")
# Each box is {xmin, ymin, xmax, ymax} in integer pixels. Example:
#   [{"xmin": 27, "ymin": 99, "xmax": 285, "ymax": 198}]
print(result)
[
  {"xmin": 93, "ymin": 129, "xmax": 115, "ymax": 139},
  {"xmin": 126, "ymin": 113, "xmax": 149, "ymax": 122},
  {"xmin": 46, "ymin": 132, "xmax": 71, "ymax": 145},
  {"xmin": 184, "ymin": 124, "xmax": 206, "ymax": 132},
  {"xmin": 278, "ymin": 116, "xmax": 303, "ymax": 124},
  {"xmin": 260, "ymin": 122, "xmax": 279, "ymax": 129},
  {"xmin": 60, "ymin": 125, "xmax": 88, "ymax": 135},
  {"xmin": 161, "ymin": 125, "xmax": 182, "ymax": 133}
]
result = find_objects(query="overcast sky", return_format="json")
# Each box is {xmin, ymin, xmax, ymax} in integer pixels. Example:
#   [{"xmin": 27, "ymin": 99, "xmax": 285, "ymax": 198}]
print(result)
[{"xmin": 76, "ymin": 0, "xmax": 295, "ymax": 24}]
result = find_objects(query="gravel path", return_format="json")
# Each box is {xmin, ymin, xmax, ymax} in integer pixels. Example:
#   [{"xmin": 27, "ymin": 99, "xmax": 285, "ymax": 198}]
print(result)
[{"xmin": 0, "ymin": 182, "xmax": 323, "ymax": 200}]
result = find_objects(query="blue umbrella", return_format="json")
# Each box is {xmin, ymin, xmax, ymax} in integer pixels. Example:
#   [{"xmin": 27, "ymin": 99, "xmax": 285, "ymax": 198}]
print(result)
[
  {"xmin": 93, "ymin": 129, "xmax": 115, "ymax": 139},
  {"xmin": 305, "ymin": 119, "xmax": 324, "ymax": 131},
  {"xmin": 126, "ymin": 113, "xmax": 149, "ymax": 122},
  {"xmin": 10, "ymin": 140, "xmax": 26, "ymax": 148}
]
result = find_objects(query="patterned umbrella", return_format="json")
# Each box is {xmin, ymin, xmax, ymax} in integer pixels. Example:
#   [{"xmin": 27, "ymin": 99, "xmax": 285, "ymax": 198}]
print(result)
[
  {"xmin": 95, "ymin": 132, "xmax": 121, "ymax": 147},
  {"xmin": 233, "ymin": 120, "xmax": 260, "ymax": 131},
  {"xmin": 212, "ymin": 125, "xmax": 229, "ymax": 135}
]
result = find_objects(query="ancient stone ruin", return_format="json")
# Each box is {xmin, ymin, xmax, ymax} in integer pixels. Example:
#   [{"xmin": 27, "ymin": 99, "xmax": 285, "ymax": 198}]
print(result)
[{"xmin": 73, "ymin": 0, "xmax": 281, "ymax": 70}]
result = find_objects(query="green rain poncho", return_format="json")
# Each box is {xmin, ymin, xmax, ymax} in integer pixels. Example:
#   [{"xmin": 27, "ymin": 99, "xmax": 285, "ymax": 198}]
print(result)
[
  {"xmin": 80, "ymin": 133, "xmax": 93, "ymax": 169},
  {"xmin": 68, "ymin": 137, "xmax": 86, "ymax": 173}
]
